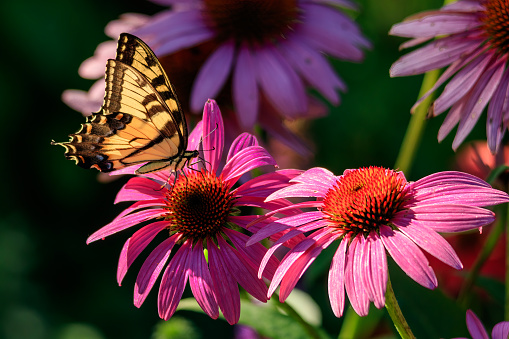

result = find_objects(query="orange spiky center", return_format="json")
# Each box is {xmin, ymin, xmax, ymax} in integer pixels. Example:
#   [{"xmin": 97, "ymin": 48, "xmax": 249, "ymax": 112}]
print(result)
[{"xmin": 481, "ymin": 0, "xmax": 509, "ymax": 54}]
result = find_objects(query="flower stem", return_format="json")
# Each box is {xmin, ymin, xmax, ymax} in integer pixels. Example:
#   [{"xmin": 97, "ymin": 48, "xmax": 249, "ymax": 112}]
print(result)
[
  {"xmin": 394, "ymin": 70, "xmax": 440, "ymax": 175},
  {"xmin": 270, "ymin": 292, "xmax": 321, "ymax": 339},
  {"xmin": 457, "ymin": 204, "xmax": 506, "ymax": 307},
  {"xmin": 385, "ymin": 277, "xmax": 416, "ymax": 339}
]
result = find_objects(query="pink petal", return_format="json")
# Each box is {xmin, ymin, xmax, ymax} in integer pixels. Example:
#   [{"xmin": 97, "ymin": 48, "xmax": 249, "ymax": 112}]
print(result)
[
  {"xmin": 393, "ymin": 220, "xmax": 462, "ymax": 269},
  {"xmin": 134, "ymin": 234, "xmax": 180, "ymax": 307},
  {"xmin": 253, "ymin": 45, "xmax": 307, "ymax": 117},
  {"xmin": 368, "ymin": 232, "xmax": 387, "ymax": 309},
  {"xmin": 437, "ymin": 96, "xmax": 468, "ymax": 142},
  {"xmin": 114, "ymin": 177, "xmax": 165, "ymax": 204},
  {"xmin": 266, "ymin": 183, "xmax": 329, "ymax": 201},
  {"xmin": 227, "ymin": 132, "xmax": 258, "ymax": 162},
  {"xmin": 380, "ymin": 225, "xmax": 438, "ymax": 289},
  {"xmin": 390, "ymin": 35, "xmax": 483, "ymax": 77},
  {"xmin": 344, "ymin": 236, "xmax": 370, "ymax": 316},
  {"xmin": 222, "ymin": 146, "xmax": 277, "ymax": 186},
  {"xmin": 389, "ymin": 13, "xmax": 480, "ymax": 38},
  {"xmin": 411, "ymin": 171, "xmax": 491, "ymax": 190},
  {"xmin": 442, "ymin": 1, "xmax": 484, "ymax": 12},
  {"xmin": 313, "ymin": 0, "xmax": 359, "ymax": 10},
  {"xmin": 208, "ymin": 238, "xmax": 240, "ymax": 325},
  {"xmin": 487, "ymin": 62, "xmax": 509, "ymax": 153},
  {"xmin": 410, "ymin": 186, "xmax": 509, "ymax": 207},
  {"xmin": 188, "ymin": 240, "xmax": 219, "ymax": 319},
  {"xmin": 87, "ymin": 209, "xmax": 167, "ymax": 244},
  {"xmin": 117, "ymin": 220, "xmax": 169, "ymax": 285},
  {"xmin": 202, "ymin": 99, "xmax": 224, "ymax": 173},
  {"xmin": 465, "ymin": 310, "xmax": 490, "ymax": 339},
  {"xmin": 62, "ymin": 80, "xmax": 104, "ymax": 114},
  {"xmin": 158, "ymin": 241, "xmax": 191, "ymax": 320},
  {"xmin": 292, "ymin": 167, "xmax": 337, "ymax": 186},
  {"xmin": 79, "ymin": 41, "xmax": 117, "ymax": 79},
  {"xmin": 188, "ymin": 120, "xmax": 204, "ymax": 151},
  {"xmin": 328, "ymin": 235, "xmax": 349, "ymax": 317},
  {"xmin": 190, "ymin": 41, "xmax": 235, "ymax": 112},
  {"xmin": 492, "ymin": 321, "xmax": 509, "ymax": 339},
  {"xmin": 233, "ymin": 44, "xmax": 259, "ymax": 129},
  {"xmin": 234, "ymin": 169, "xmax": 303, "ymax": 197}
]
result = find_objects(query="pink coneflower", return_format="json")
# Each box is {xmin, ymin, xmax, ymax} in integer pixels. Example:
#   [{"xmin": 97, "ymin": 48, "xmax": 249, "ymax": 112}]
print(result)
[
  {"xmin": 86, "ymin": 100, "xmax": 301, "ymax": 324},
  {"xmin": 453, "ymin": 309, "xmax": 509, "ymax": 339},
  {"xmin": 390, "ymin": 0, "xmax": 509, "ymax": 154},
  {"xmin": 248, "ymin": 166, "xmax": 509, "ymax": 317}
]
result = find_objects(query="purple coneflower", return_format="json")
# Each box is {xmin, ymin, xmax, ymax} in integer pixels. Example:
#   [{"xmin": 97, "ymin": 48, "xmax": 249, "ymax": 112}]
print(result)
[
  {"xmin": 390, "ymin": 0, "xmax": 509, "ymax": 154},
  {"xmin": 86, "ymin": 100, "xmax": 300, "ymax": 324},
  {"xmin": 453, "ymin": 309, "xmax": 509, "ymax": 339},
  {"xmin": 248, "ymin": 166, "xmax": 509, "ymax": 317}
]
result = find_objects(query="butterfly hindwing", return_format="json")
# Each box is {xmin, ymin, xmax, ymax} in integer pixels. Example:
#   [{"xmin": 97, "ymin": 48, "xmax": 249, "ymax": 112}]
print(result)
[{"xmin": 54, "ymin": 33, "xmax": 199, "ymax": 174}]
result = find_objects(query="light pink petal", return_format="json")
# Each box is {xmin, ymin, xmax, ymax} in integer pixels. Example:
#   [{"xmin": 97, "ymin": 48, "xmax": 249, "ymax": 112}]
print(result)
[
  {"xmin": 156, "ymin": 30, "xmax": 216, "ymax": 56},
  {"xmin": 380, "ymin": 225, "xmax": 437, "ymax": 289},
  {"xmin": 266, "ymin": 183, "xmax": 329, "ymax": 201},
  {"xmin": 222, "ymin": 146, "xmax": 277, "ymax": 186},
  {"xmin": 217, "ymin": 236, "xmax": 268, "ymax": 302},
  {"xmin": 225, "ymin": 229, "xmax": 279, "ymax": 281},
  {"xmin": 134, "ymin": 234, "xmax": 181, "ymax": 307},
  {"xmin": 158, "ymin": 241, "xmax": 191, "ymax": 320},
  {"xmin": 226, "ymin": 133, "xmax": 258, "ymax": 162},
  {"xmin": 368, "ymin": 232, "xmax": 387, "ymax": 309},
  {"xmin": 188, "ymin": 239, "xmax": 219, "ymax": 319},
  {"xmin": 344, "ymin": 236, "xmax": 370, "ymax": 316},
  {"xmin": 398, "ymin": 204, "xmax": 495, "ymax": 232},
  {"xmin": 234, "ymin": 169, "xmax": 302, "ymax": 197},
  {"xmin": 233, "ymin": 44, "xmax": 259, "ymax": 129},
  {"xmin": 202, "ymin": 99, "xmax": 224, "ymax": 173},
  {"xmin": 190, "ymin": 41, "xmax": 235, "ymax": 112},
  {"xmin": 79, "ymin": 40, "xmax": 117, "ymax": 79},
  {"xmin": 328, "ymin": 235, "xmax": 349, "ymax": 317},
  {"xmin": 62, "ymin": 79, "xmax": 104, "ymax": 115},
  {"xmin": 393, "ymin": 220, "xmax": 462, "ymax": 269},
  {"xmin": 253, "ymin": 45, "xmax": 307, "ymax": 117},
  {"xmin": 409, "ymin": 186, "xmax": 509, "ymax": 207},
  {"xmin": 389, "ymin": 13, "xmax": 480, "ymax": 38},
  {"xmin": 411, "ymin": 171, "xmax": 491, "ymax": 189},
  {"xmin": 279, "ymin": 229, "xmax": 340, "ymax": 301},
  {"xmin": 453, "ymin": 57, "xmax": 506, "ymax": 150},
  {"xmin": 87, "ymin": 209, "xmax": 166, "ymax": 244},
  {"xmin": 188, "ymin": 120, "xmax": 204, "ymax": 151},
  {"xmin": 105, "ymin": 13, "xmax": 149, "ymax": 39},
  {"xmin": 114, "ymin": 177, "xmax": 165, "ymax": 203},
  {"xmin": 487, "ymin": 62, "xmax": 509, "ymax": 153},
  {"xmin": 117, "ymin": 220, "xmax": 168, "ymax": 285},
  {"xmin": 111, "ymin": 200, "xmax": 166, "ymax": 224},
  {"xmin": 438, "ymin": 96, "xmax": 468, "ymax": 142},
  {"xmin": 465, "ymin": 310, "xmax": 490, "ymax": 339},
  {"xmin": 390, "ymin": 35, "xmax": 483, "ymax": 77},
  {"xmin": 292, "ymin": 167, "xmax": 337, "ymax": 186},
  {"xmin": 280, "ymin": 37, "xmax": 344, "ymax": 104},
  {"xmin": 442, "ymin": 1, "xmax": 484, "ymax": 12},
  {"xmin": 208, "ymin": 238, "xmax": 240, "ymax": 325},
  {"xmin": 492, "ymin": 321, "xmax": 509, "ymax": 339}
]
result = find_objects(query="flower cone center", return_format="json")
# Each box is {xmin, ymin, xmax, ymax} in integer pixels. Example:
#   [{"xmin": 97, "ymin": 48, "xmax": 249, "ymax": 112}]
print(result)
[
  {"xmin": 482, "ymin": 0, "xmax": 509, "ymax": 54},
  {"xmin": 322, "ymin": 167, "xmax": 408, "ymax": 233},
  {"xmin": 203, "ymin": 0, "xmax": 299, "ymax": 43},
  {"xmin": 165, "ymin": 170, "xmax": 235, "ymax": 239}
]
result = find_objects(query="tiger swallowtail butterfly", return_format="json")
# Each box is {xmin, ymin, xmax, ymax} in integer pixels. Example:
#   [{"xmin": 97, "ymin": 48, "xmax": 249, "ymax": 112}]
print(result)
[{"xmin": 53, "ymin": 33, "xmax": 199, "ymax": 175}]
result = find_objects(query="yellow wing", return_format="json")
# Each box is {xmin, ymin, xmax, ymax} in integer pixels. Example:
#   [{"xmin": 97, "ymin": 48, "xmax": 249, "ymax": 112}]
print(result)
[{"xmin": 53, "ymin": 33, "xmax": 198, "ymax": 173}]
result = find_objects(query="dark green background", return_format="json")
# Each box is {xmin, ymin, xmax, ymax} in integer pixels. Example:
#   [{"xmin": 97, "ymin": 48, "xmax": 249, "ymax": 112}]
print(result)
[{"xmin": 0, "ymin": 0, "xmax": 499, "ymax": 338}]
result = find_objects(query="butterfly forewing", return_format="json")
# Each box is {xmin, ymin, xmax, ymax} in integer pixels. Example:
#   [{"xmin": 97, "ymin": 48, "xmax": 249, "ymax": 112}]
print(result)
[{"xmin": 53, "ymin": 33, "xmax": 198, "ymax": 174}]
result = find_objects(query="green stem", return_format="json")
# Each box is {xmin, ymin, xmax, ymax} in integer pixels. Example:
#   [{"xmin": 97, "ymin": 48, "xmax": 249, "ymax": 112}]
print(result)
[
  {"xmin": 394, "ymin": 69, "xmax": 440, "ymax": 174},
  {"xmin": 385, "ymin": 278, "xmax": 415, "ymax": 339},
  {"xmin": 271, "ymin": 292, "xmax": 321, "ymax": 339}
]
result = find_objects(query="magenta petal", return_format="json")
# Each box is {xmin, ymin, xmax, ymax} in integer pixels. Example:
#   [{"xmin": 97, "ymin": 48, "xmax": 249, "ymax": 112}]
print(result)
[
  {"xmin": 368, "ymin": 232, "xmax": 387, "ymax": 309},
  {"xmin": 292, "ymin": 167, "xmax": 337, "ymax": 186},
  {"xmin": 114, "ymin": 177, "xmax": 165, "ymax": 203},
  {"xmin": 465, "ymin": 310, "xmax": 490, "ymax": 339},
  {"xmin": 234, "ymin": 169, "xmax": 303, "ymax": 197},
  {"xmin": 492, "ymin": 321, "xmax": 509, "ymax": 339},
  {"xmin": 344, "ymin": 236, "xmax": 370, "ymax": 316},
  {"xmin": 188, "ymin": 120, "xmax": 204, "ymax": 151},
  {"xmin": 266, "ymin": 183, "xmax": 329, "ymax": 200},
  {"xmin": 191, "ymin": 41, "xmax": 235, "ymax": 112},
  {"xmin": 134, "ymin": 234, "xmax": 180, "ymax": 307},
  {"xmin": 227, "ymin": 133, "xmax": 258, "ymax": 162},
  {"xmin": 188, "ymin": 240, "xmax": 219, "ymax": 319},
  {"xmin": 253, "ymin": 45, "xmax": 307, "ymax": 117},
  {"xmin": 393, "ymin": 220, "xmax": 462, "ymax": 269},
  {"xmin": 411, "ymin": 171, "xmax": 491, "ymax": 189},
  {"xmin": 222, "ymin": 146, "xmax": 276, "ymax": 186},
  {"xmin": 117, "ymin": 221, "xmax": 168, "ymax": 285},
  {"xmin": 202, "ymin": 99, "xmax": 224, "ymax": 173},
  {"xmin": 233, "ymin": 44, "xmax": 259, "ymax": 129},
  {"xmin": 158, "ymin": 241, "xmax": 191, "ymax": 320},
  {"xmin": 380, "ymin": 225, "xmax": 437, "ymax": 289},
  {"xmin": 389, "ymin": 13, "xmax": 480, "ymax": 38},
  {"xmin": 390, "ymin": 35, "xmax": 482, "ymax": 77},
  {"xmin": 208, "ymin": 238, "xmax": 240, "ymax": 325},
  {"xmin": 87, "ymin": 209, "xmax": 167, "ymax": 244},
  {"xmin": 217, "ymin": 236, "xmax": 268, "ymax": 302},
  {"xmin": 328, "ymin": 235, "xmax": 348, "ymax": 317}
]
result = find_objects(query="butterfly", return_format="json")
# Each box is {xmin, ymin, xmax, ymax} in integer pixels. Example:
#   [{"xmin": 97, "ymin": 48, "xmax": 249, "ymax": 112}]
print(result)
[{"xmin": 53, "ymin": 33, "xmax": 199, "ymax": 175}]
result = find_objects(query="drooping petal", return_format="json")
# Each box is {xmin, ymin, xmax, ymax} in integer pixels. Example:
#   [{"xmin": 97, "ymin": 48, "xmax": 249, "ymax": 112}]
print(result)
[
  {"xmin": 328, "ymin": 235, "xmax": 348, "ymax": 317},
  {"xmin": 492, "ymin": 321, "xmax": 509, "ymax": 339},
  {"xmin": 188, "ymin": 120, "xmax": 204, "ymax": 151},
  {"xmin": 188, "ymin": 239, "xmax": 219, "ymax": 319},
  {"xmin": 227, "ymin": 132, "xmax": 258, "ymax": 162},
  {"xmin": 465, "ymin": 310, "xmax": 490, "ymax": 339},
  {"xmin": 208, "ymin": 238, "xmax": 240, "ymax": 325},
  {"xmin": 117, "ymin": 221, "xmax": 168, "ymax": 285},
  {"xmin": 158, "ymin": 241, "xmax": 191, "ymax": 320},
  {"xmin": 367, "ymin": 232, "xmax": 387, "ymax": 309},
  {"xmin": 411, "ymin": 171, "xmax": 491, "ymax": 189},
  {"xmin": 487, "ymin": 61, "xmax": 509, "ymax": 153},
  {"xmin": 134, "ymin": 234, "xmax": 181, "ymax": 307},
  {"xmin": 344, "ymin": 236, "xmax": 370, "ymax": 316},
  {"xmin": 202, "ymin": 99, "xmax": 224, "ymax": 174},
  {"xmin": 190, "ymin": 41, "xmax": 235, "ymax": 112},
  {"xmin": 380, "ymin": 225, "xmax": 437, "ymax": 289},
  {"xmin": 233, "ymin": 44, "xmax": 259, "ymax": 129},
  {"xmin": 389, "ymin": 13, "xmax": 480, "ymax": 38}
]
